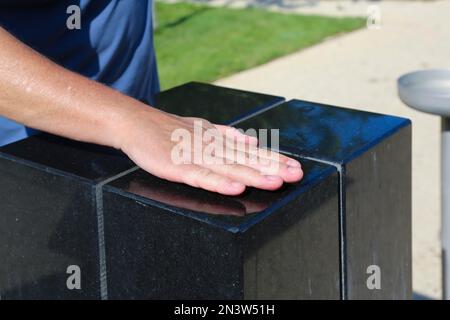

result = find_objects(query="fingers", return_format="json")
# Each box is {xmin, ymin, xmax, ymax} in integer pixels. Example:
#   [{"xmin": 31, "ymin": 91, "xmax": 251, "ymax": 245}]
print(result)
[
  {"xmin": 215, "ymin": 124, "xmax": 259, "ymax": 146},
  {"xmin": 232, "ymin": 142, "xmax": 301, "ymax": 167},
  {"xmin": 177, "ymin": 164, "xmax": 246, "ymax": 196},
  {"xmin": 169, "ymin": 152, "xmax": 300, "ymax": 196},
  {"xmin": 163, "ymin": 121, "xmax": 303, "ymax": 195},
  {"xmin": 208, "ymin": 125, "xmax": 302, "ymax": 184},
  {"xmin": 218, "ymin": 148, "xmax": 303, "ymax": 183},
  {"xmin": 212, "ymin": 124, "xmax": 302, "ymax": 181},
  {"xmin": 214, "ymin": 125, "xmax": 300, "ymax": 166},
  {"xmin": 202, "ymin": 162, "xmax": 284, "ymax": 191},
  {"xmin": 213, "ymin": 124, "xmax": 301, "ymax": 166}
]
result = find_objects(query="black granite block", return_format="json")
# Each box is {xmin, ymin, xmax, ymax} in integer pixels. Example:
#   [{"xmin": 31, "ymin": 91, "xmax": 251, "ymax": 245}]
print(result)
[
  {"xmin": 237, "ymin": 99, "xmax": 412, "ymax": 299},
  {"xmin": 154, "ymin": 82, "xmax": 285, "ymax": 125},
  {"xmin": 0, "ymin": 134, "xmax": 135, "ymax": 299},
  {"xmin": 102, "ymin": 158, "xmax": 340, "ymax": 299},
  {"xmin": 0, "ymin": 83, "xmax": 284, "ymax": 299},
  {"xmin": 344, "ymin": 127, "xmax": 411, "ymax": 299}
]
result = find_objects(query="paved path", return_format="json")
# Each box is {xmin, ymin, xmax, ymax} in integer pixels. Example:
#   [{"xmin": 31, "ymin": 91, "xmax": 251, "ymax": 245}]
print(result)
[
  {"xmin": 183, "ymin": 0, "xmax": 424, "ymax": 17},
  {"xmin": 215, "ymin": 0, "xmax": 449, "ymax": 299}
]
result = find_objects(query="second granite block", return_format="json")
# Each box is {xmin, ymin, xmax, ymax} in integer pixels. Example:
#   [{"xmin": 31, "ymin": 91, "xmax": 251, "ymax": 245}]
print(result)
[
  {"xmin": 154, "ymin": 82, "xmax": 285, "ymax": 125},
  {"xmin": 237, "ymin": 99, "xmax": 412, "ymax": 299},
  {"xmin": 102, "ymin": 159, "xmax": 340, "ymax": 299}
]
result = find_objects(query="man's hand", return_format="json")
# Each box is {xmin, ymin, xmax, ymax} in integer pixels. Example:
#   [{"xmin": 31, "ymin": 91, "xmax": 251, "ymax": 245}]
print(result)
[{"xmin": 119, "ymin": 107, "xmax": 303, "ymax": 195}]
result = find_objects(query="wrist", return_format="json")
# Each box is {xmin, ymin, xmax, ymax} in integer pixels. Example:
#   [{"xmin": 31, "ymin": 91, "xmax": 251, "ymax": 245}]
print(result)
[{"xmin": 107, "ymin": 100, "xmax": 159, "ymax": 152}]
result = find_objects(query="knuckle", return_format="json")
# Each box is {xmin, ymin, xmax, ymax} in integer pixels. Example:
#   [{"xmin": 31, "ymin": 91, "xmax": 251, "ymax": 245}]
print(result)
[{"xmin": 197, "ymin": 167, "xmax": 212, "ymax": 178}]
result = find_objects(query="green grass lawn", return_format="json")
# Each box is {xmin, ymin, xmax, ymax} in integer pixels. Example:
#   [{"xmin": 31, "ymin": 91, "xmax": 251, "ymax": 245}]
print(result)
[{"xmin": 155, "ymin": 2, "xmax": 365, "ymax": 90}]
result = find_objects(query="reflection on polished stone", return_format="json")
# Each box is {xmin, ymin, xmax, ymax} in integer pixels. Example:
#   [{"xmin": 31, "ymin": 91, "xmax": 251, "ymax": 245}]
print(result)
[
  {"xmin": 104, "ymin": 158, "xmax": 333, "ymax": 232},
  {"xmin": 102, "ymin": 158, "xmax": 341, "ymax": 299},
  {"xmin": 154, "ymin": 82, "xmax": 285, "ymax": 125}
]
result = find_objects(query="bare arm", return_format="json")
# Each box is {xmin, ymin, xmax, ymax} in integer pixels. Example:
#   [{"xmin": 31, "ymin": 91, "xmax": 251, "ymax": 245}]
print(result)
[
  {"xmin": 0, "ymin": 26, "xmax": 147, "ymax": 149},
  {"xmin": 0, "ymin": 27, "xmax": 303, "ymax": 195}
]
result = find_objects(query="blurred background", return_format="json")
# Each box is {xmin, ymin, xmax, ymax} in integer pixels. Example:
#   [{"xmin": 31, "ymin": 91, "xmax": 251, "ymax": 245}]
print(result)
[{"xmin": 154, "ymin": 0, "xmax": 446, "ymax": 299}]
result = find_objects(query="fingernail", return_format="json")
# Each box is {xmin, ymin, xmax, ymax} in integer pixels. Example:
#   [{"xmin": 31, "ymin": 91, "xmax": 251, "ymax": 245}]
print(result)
[
  {"xmin": 288, "ymin": 166, "xmax": 301, "ymax": 173},
  {"xmin": 265, "ymin": 175, "xmax": 280, "ymax": 181},
  {"xmin": 287, "ymin": 159, "xmax": 301, "ymax": 167},
  {"xmin": 231, "ymin": 181, "xmax": 244, "ymax": 189}
]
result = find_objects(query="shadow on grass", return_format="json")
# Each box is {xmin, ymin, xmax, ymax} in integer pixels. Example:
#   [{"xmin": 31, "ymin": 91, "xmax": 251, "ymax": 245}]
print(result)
[{"xmin": 155, "ymin": 6, "xmax": 211, "ymax": 33}]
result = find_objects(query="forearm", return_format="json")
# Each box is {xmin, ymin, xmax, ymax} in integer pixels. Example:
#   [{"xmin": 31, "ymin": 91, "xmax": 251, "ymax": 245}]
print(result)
[
  {"xmin": 0, "ymin": 28, "xmax": 303, "ymax": 195},
  {"xmin": 0, "ymin": 27, "xmax": 152, "ymax": 149}
]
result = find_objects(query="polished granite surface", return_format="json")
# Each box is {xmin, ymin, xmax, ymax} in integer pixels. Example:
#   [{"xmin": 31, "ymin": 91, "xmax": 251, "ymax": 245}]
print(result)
[
  {"xmin": 104, "ymin": 157, "xmax": 336, "ymax": 233},
  {"xmin": 0, "ymin": 133, "xmax": 134, "ymax": 183},
  {"xmin": 237, "ymin": 99, "xmax": 411, "ymax": 164},
  {"xmin": 154, "ymin": 82, "xmax": 284, "ymax": 125}
]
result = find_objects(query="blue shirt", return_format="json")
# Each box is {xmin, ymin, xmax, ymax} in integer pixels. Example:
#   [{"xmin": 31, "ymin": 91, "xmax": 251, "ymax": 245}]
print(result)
[{"xmin": 0, "ymin": 0, "xmax": 160, "ymax": 146}]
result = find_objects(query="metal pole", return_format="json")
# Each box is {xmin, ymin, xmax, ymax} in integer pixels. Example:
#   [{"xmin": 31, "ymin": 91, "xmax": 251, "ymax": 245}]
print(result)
[{"xmin": 442, "ymin": 117, "xmax": 450, "ymax": 300}]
